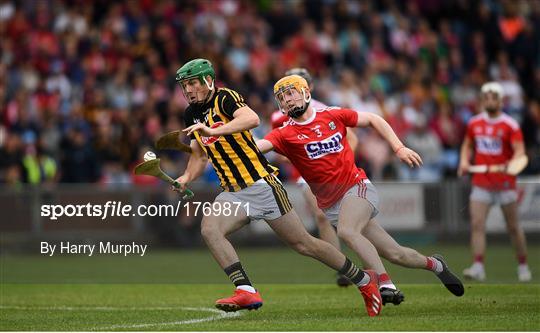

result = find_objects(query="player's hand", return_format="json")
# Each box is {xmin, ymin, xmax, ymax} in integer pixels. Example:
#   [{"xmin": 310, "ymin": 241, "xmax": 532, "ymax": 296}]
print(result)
[
  {"xmin": 183, "ymin": 123, "xmax": 215, "ymax": 137},
  {"xmin": 172, "ymin": 174, "xmax": 189, "ymax": 193},
  {"xmin": 396, "ymin": 146, "xmax": 423, "ymax": 168},
  {"xmin": 457, "ymin": 161, "xmax": 470, "ymax": 177}
]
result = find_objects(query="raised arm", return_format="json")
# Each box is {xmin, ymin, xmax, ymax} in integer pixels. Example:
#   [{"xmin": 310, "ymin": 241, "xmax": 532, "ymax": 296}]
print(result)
[
  {"xmin": 183, "ymin": 106, "xmax": 260, "ymax": 137},
  {"xmin": 357, "ymin": 112, "xmax": 423, "ymax": 168}
]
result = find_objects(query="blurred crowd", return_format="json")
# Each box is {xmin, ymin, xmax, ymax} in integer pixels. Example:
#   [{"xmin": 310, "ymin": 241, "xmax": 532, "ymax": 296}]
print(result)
[{"xmin": 1, "ymin": 0, "xmax": 539, "ymax": 187}]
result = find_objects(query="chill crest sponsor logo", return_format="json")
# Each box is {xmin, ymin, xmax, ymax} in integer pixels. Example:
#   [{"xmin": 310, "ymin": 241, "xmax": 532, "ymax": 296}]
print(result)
[
  {"xmin": 304, "ymin": 132, "xmax": 343, "ymax": 159},
  {"xmin": 475, "ymin": 136, "xmax": 502, "ymax": 155}
]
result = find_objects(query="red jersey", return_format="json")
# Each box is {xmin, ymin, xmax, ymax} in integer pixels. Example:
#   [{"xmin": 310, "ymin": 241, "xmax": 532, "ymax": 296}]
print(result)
[
  {"xmin": 466, "ymin": 112, "xmax": 523, "ymax": 190},
  {"xmin": 270, "ymin": 99, "xmax": 329, "ymax": 182},
  {"xmin": 265, "ymin": 107, "xmax": 367, "ymax": 208}
]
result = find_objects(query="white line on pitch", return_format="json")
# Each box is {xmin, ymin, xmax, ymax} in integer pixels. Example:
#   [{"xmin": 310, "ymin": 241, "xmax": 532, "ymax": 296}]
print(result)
[
  {"xmin": 100, "ymin": 308, "xmax": 242, "ymax": 330},
  {"xmin": 0, "ymin": 305, "xmax": 200, "ymax": 311},
  {"xmin": 0, "ymin": 305, "xmax": 242, "ymax": 330}
]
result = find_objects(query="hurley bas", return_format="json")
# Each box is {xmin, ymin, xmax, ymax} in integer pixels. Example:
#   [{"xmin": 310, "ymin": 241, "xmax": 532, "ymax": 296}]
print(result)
[{"xmin": 41, "ymin": 241, "xmax": 147, "ymax": 257}]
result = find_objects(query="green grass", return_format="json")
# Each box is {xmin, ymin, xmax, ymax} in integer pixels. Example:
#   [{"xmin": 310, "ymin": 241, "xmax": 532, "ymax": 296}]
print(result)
[
  {"xmin": 1, "ymin": 244, "xmax": 539, "ymax": 330},
  {"xmin": 1, "ymin": 284, "xmax": 539, "ymax": 331}
]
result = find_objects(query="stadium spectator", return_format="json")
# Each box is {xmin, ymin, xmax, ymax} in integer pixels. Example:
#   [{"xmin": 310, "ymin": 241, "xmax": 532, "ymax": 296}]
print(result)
[{"xmin": 1, "ymin": 0, "xmax": 538, "ymax": 185}]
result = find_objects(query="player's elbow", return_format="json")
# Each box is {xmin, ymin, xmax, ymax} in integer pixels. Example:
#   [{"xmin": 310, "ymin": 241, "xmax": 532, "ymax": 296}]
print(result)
[
  {"xmin": 369, "ymin": 113, "xmax": 386, "ymax": 126},
  {"xmin": 249, "ymin": 113, "xmax": 260, "ymax": 128}
]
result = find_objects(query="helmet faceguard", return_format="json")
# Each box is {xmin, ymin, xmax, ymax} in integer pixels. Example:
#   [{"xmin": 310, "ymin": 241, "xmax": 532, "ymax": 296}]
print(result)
[
  {"xmin": 176, "ymin": 59, "xmax": 216, "ymax": 105},
  {"xmin": 274, "ymin": 75, "xmax": 311, "ymax": 118}
]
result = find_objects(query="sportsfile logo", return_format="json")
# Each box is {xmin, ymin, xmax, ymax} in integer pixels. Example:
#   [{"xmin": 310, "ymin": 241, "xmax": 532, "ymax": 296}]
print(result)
[
  {"xmin": 475, "ymin": 136, "xmax": 502, "ymax": 155},
  {"xmin": 304, "ymin": 132, "xmax": 343, "ymax": 159}
]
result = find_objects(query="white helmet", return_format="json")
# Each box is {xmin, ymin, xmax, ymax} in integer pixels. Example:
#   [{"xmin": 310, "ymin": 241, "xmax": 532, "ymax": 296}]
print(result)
[{"xmin": 481, "ymin": 81, "xmax": 504, "ymax": 99}]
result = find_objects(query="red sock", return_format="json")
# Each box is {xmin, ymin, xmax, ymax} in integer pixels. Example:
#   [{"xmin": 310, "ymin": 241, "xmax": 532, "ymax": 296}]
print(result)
[
  {"xmin": 474, "ymin": 255, "xmax": 484, "ymax": 263},
  {"xmin": 518, "ymin": 255, "xmax": 527, "ymax": 265},
  {"xmin": 425, "ymin": 257, "xmax": 436, "ymax": 271},
  {"xmin": 379, "ymin": 273, "xmax": 392, "ymax": 285}
]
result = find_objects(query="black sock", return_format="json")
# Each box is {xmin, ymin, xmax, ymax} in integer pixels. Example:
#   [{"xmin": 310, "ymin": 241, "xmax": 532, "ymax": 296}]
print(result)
[
  {"xmin": 339, "ymin": 258, "xmax": 369, "ymax": 286},
  {"xmin": 224, "ymin": 262, "xmax": 252, "ymax": 287}
]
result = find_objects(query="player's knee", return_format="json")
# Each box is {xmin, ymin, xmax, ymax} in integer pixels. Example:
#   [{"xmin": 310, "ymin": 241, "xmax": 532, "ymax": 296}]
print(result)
[
  {"xmin": 336, "ymin": 226, "xmax": 355, "ymax": 243},
  {"xmin": 200, "ymin": 222, "xmax": 221, "ymax": 242},
  {"xmin": 315, "ymin": 214, "xmax": 331, "ymax": 228},
  {"xmin": 470, "ymin": 219, "xmax": 485, "ymax": 233}
]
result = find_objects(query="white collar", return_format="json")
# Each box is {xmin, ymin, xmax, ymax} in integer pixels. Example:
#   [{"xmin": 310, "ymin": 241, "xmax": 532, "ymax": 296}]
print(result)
[
  {"xmin": 482, "ymin": 111, "xmax": 504, "ymax": 123},
  {"xmin": 291, "ymin": 107, "xmax": 317, "ymax": 125}
]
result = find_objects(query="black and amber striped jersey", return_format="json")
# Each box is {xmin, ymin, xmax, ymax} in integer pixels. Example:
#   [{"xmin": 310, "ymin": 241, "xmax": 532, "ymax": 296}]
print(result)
[{"xmin": 184, "ymin": 87, "xmax": 278, "ymax": 191}]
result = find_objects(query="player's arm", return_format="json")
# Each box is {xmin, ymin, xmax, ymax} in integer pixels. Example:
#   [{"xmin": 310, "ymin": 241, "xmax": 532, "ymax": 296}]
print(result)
[
  {"xmin": 184, "ymin": 90, "xmax": 259, "ymax": 137},
  {"xmin": 345, "ymin": 128, "xmax": 358, "ymax": 152},
  {"xmin": 256, "ymin": 139, "xmax": 275, "ymax": 154},
  {"xmin": 213, "ymin": 106, "xmax": 260, "ymax": 136},
  {"xmin": 174, "ymin": 140, "xmax": 208, "ymax": 191},
  {"xmin": 458, "ymin": 135, "xmax": 473, "ymax": 176},
  {"xmin": 511, "ymin": 136, "xmax": 526, "ymax": 159},
  {"xmin": 183, "ymin": 106, "xmax": 260, "ymax": 137},
  {"xmin": 356, "ymin": 112, "xmax": 422, "ymax": 168}
]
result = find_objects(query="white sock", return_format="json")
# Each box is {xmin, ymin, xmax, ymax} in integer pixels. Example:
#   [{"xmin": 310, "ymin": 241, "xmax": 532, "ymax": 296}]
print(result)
[
  {"xmin": 236, "ymin": 285, "xmax": 256, "ymax": 293},
  {"xmin": 380, "ymin": 283, "xmax": 397, "ymax": 290},
  {"xmin": 472, "ymin": 262, "xmax": 485, "ymax": 271},
  {"xmin": 518, "ymin": 264, "xmax": 529, "ymax": 271},
  {"xmin": 433, "ymin": 259, "xmax": 444, "ymax": 274}
]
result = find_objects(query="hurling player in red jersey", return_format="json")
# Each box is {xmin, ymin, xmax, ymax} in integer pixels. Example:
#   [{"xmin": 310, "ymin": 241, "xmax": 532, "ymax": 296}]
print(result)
[
  {"xmin": 458, "ymin": 82, "xmax": 531, "ymax": 282},
  {"xmin": 272, "ymin": 68, "xmax": 358, "ymax": 288},
  {"xmin": 258, "ymin": 75, "xmax": 465, "ymax": 301}
]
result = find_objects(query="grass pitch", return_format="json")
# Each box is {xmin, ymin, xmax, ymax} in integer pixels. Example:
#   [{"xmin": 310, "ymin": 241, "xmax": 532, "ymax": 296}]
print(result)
[{"xmin": 1, "ymin": 244, "xmax": 539, "ymax": 331}]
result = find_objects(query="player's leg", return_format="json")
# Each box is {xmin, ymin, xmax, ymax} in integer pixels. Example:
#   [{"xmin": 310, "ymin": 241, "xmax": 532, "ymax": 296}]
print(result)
[
  {"xmin": 364, "ymin": 219, "xmax": 428, "ymax": 268},
  {"xmin": 500, "ymin": 198, "xmax": 531, "ymax": 282},
  {"xmin": 201, "ymin": 198, "xmax": 262, "ymax": 312},
  {"xmin": 200, "ymin": 200, "xmax": 249, "ymax": 269},
  {"xmin": 301, "ymin": 183, "xmax": 350, "ymax": 286},
  {"xmin": 337, "ymin": 196, "xmax": 387, "ymax": 274},
  {"xmin": 363, "ymin": 218, "xmax": 464, "ymax": 296},
  {"xmin": 463, "ymin": 188, "xmax": 491, "ymax": 281},
  {"xmin": 336, "ymin": 194, "xmax": 408, "ymax": 305},
  {"xmin": 266, "ymin": 209, "xmax": 382, "ymax": 316},
  {"xmin": 303, "ymin": 185, "xmax": 340, "ymax": 249},
  {"xmin": 328, "ymin": 180, "xmax": 407, "ymax": 304}
]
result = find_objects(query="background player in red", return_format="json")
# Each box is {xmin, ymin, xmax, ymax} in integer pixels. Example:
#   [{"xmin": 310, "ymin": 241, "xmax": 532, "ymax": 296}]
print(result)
[
  {"xmin": 271, "ymin": 68, "xmax": 357, "ymax": 287},
  {"xmin": 458, "ymin": 82, "xmax": 532, "ymax": 282},
  {"xmin": 258, "ymin": 75, "xmax": 465, "ymax": 301}
]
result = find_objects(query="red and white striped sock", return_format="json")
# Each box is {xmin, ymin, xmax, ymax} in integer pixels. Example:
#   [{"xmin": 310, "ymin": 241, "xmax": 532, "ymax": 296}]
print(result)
[
  {"xmin": 379, "ymin": 273, "xmax": 396, "ymax": 290},
  {"xmin": 425, "ymin": 257, "xmax": 443, "ymax": 274}
]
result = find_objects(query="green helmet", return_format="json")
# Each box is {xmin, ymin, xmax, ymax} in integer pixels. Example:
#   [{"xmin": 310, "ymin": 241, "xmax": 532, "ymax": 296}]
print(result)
[{"xmin": 176, "ymin": 58, "xmax": 215, "ymax": 84}]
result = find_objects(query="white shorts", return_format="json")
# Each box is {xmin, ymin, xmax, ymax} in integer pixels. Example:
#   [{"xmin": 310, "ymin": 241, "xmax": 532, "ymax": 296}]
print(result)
[
  {"xmin": 215, "ymin": 174, "xmax": 293, "ymax": 221},
  {"xmin": 322, "ymin": 179, "xmax": 380, "ymax": 225},
  {"xmin": 470, "ymin": 186, "xmax": 518, "ymax": 205}
]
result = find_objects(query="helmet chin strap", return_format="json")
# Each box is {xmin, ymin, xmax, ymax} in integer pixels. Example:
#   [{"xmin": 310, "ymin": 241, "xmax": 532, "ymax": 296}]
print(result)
[{"xmin": 201, "ymin": 77, "xmax": 215, "ymax": 104}]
